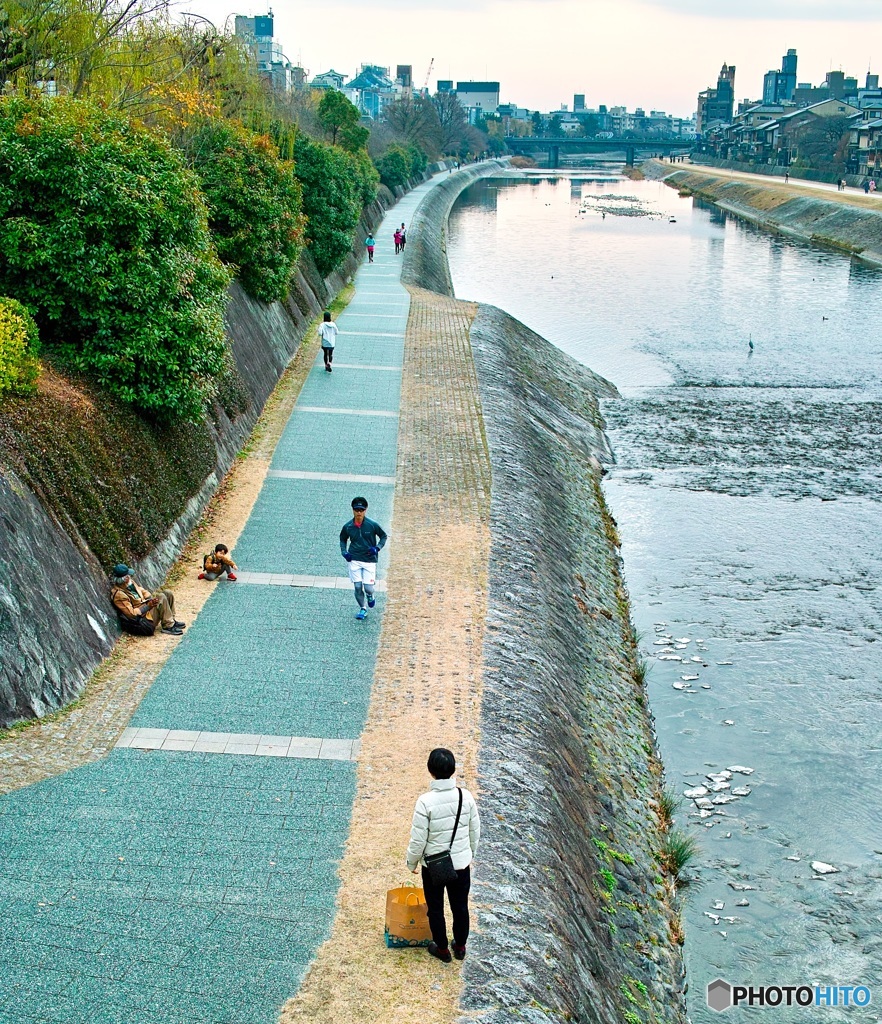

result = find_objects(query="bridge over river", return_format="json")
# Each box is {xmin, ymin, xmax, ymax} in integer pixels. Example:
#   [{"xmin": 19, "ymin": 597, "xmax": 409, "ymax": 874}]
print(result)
[{"xmin": 505, "ymin": 136, "xmax": 693, "ymax": 167}]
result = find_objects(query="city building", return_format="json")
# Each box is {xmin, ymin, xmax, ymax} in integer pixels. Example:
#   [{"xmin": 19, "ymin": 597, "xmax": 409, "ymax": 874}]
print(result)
[
  {"xmin": 395, "ymin": 65, "xmax": 412, "ymax": 89},
  {"xmin": 763, "ymin": 48, "xmax": 798, "ymax": 105},
  {"xmin": 697, "ymin": 63, "xmax": 736, "ymax": 133},
  {"xmin": 574, "ymin": 94, "xmax": 586, "ymax": 112},
  {"xmin": 455, "ymin": 81, "xmax": 501, "ymax": 113},
  {"xmin": 344, "ymin": 64, "xmax": 397, "ymax": 119},
  {"xmin": 436, "ymin": 80, "xmax": 454, "ymax": 94},
  {"xmin": 311, "ymin": 69, "xmax": 346, "ymax": 91},
  {"xmin": 233, "ymin": 13, "xmax": 297, "ymax": 92}
]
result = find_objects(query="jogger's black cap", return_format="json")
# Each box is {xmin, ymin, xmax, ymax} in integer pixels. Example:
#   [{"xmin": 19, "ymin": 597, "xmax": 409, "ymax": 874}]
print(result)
[{"xmin": 351, "ymin": 497, "xmax": 368, "ymax": 510}]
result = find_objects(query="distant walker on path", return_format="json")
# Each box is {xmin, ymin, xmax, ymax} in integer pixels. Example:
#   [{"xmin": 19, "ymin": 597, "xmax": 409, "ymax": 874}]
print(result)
[
  {"xmin": 406, "ymin": 748, "xmax": 480, "ymax": 964},
  {"xmin": 399, "ymin": 223, "xmax": 407, "ymax": 251},
  {"xmin": 319, "ymin": 310, "xmax": 338, "ymax": 373},
  {"xmin": 365, "ymin": 234, "xmax": 376, "ymax": 263},
  {"xmin": 340, "ymin": 497, "xmax": 387, "ymax": 620}
]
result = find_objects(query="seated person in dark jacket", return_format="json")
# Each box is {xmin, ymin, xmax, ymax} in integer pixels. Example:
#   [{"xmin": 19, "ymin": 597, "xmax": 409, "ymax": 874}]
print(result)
[{"xmin": 110, "ymin": 564, "xmax": 185, "ymax": 636}]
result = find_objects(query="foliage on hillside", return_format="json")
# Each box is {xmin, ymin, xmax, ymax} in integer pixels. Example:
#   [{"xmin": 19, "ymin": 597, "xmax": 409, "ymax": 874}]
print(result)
[
  {"xmin": 0, "ymin": 297, "xmax": 40, "ymax": 398},
  {"xmin": 181, "ymin": 118, "xmax": 306, "ymax": 303},
  {"xmin": 0, "ymin": 368, "xmax": 217, "ymax": 568},
  {"xmin": 0, "ymin": 95, "xmax": 230, "ymax": 421},
  {"xmin": 294, "ymin": 134, "xmax": 379, "ymax": 277}
]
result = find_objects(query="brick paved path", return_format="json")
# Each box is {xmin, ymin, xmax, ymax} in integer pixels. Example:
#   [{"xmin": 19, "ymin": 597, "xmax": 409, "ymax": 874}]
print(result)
[{"xmin": 0, "ymin": 178, "xmax": 444, "ymax": 1024}]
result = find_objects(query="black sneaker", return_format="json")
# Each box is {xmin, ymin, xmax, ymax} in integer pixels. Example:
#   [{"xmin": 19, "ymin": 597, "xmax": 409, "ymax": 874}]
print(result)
[
  {"xmin": 453, "ymin": 945, "xmax": 466, "ymax": 961},
  {"xmin": 427, "ymin": 942, "xmax": 451, "ymax": 964},
  {"xmin": 161, "ymin": 626, "xmax": 184, "ymax": 636},
  {"xmin": 173, "ymin": 620, "xmax": 186, "ymax": 629},
  {"xmin": 367, "ymin": 595, "xmax": 376, "ymax": 608}
]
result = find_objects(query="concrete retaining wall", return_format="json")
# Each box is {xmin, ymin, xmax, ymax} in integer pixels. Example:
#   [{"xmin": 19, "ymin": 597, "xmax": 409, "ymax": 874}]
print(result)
[
  {"xmin": 662, "ymin": 165, "xmax": 882, "ymax": 265},
  {"xmin": 404, "ymin": 163, "xmax": 688, "ymax": 1024}
]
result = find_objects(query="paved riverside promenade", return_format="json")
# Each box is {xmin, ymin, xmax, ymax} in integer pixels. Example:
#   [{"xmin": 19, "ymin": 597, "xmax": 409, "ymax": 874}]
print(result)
[{"xmin": 0, "ymin": 179, "xmax": 441, "ymax": 1024}]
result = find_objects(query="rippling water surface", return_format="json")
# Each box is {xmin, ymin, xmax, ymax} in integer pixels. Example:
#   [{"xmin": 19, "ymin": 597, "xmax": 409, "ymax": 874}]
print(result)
[{"xmin": 447, "ymin": 171, "xmax": 882, "ymax": 1020}]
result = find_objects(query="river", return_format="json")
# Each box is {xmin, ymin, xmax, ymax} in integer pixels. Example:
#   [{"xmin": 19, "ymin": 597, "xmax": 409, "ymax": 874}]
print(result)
[{"xmin": 446, "ymin": 170, "xmax": 882, "ymax": 1021}]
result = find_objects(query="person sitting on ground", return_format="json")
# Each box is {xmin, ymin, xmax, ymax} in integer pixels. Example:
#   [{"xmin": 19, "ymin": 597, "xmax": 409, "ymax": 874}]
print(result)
[
  {"xmin": 199, "ymin": 544, "xmax": 238, "ymax": 581},
  {"xmin": 406, "ymin": 747, "xmax": 480, "ymax": 964},
  {"xmin": 111, "ymin": 564, "xmax": 185, "ymax": 636}
]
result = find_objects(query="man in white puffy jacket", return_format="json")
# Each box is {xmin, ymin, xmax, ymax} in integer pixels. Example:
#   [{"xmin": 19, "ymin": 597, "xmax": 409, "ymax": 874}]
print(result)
[{"xmin": 406, "ymin": 748, "xmax": 480, "ymax": 963}]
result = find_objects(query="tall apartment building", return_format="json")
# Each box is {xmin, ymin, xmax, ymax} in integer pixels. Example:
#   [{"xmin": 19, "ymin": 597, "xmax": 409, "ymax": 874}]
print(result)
[
  {"xmin": 763, "ymin": 48, "xmax": 798, "ymax": 105},
  {"xmin": 234, "ymin": 13, "xmax": 297, "ymax": 92},
  {"xmin": 697, "ymin": 63, "xmax": 736, "ymax": 132}
]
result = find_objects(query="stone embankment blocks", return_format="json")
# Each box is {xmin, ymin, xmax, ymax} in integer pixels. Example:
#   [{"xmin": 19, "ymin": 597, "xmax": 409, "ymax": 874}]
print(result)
[
  {"xmin": 403, "ymin": 160, "xmax": 688, "ymax": 1023},
  {"xmin": 664, "ymin": 167, "xmax": 882, "ymax": 265}
]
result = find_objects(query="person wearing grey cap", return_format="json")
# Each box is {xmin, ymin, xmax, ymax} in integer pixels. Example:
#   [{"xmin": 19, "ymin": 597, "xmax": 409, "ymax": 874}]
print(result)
[
  {"xmin": 110, "ymin": 564, "xmax": 185, "ymax": 636},
  {"xmin": 339, "ymin": 497, "xmax": 387, "ymax": 620}
]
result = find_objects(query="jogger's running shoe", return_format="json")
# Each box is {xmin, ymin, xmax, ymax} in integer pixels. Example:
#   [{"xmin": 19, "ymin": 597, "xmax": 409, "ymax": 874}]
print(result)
[
  {"xmin": 367, "ymin": 595, "xmax": 376, "ymax": 608},
  {"xmin": 355, "ymin": 608, "xmax": 367, "ymax": 620}
]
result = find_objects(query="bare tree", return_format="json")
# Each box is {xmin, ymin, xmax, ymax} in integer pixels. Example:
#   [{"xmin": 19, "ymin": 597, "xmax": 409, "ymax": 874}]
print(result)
[
  {"xmin": 383, "ymin": 94, "xmax": 441, "ymax": 157},
  {"xmin": 432, "ymin": 90, "xmax": 467, "ymax": 155}
]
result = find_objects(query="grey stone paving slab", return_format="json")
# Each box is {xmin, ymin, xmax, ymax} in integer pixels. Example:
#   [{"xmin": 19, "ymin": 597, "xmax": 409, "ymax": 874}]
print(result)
[
  {"xmin": 322, "ymin": 363, "xmax": 401, "ymax": 372},
  {"xmin": 127, "ymin": 586, "xmax": 384, "ymax": 736},
  {"xmin": 269, "ymin": 408, "xmax": 399, "ymax": 476},
  {"xmin": 230, "ymin": 477, "xmax": 393, "ymax": 577},
  {"xmin": 267, "ymin": 470, "xmax": 396, "ymax": 484},
  {"xmin": 0, "ymin": 750, "xmax": 355, "ymax": 1024},
  {"xmin": 116, "ymin": 728, "xmax": 360, "ymax": 761}
]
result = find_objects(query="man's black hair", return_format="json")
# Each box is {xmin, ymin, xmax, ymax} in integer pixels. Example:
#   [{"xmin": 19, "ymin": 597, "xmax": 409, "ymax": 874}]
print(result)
[
  {"xmin": 427, "ymin": 747, "xmax": 456, "ymax": 779},
  {"xmin": 215, "ymin": 544, "xmax": 228, "ymax": 553}
]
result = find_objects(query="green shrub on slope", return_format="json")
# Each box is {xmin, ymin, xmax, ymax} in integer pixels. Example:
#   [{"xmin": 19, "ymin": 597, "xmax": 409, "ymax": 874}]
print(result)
[
  {"xmin": 0, "ymin": 297, "xmax": 40, "ymax": 398},
  {"xmin": 0, "ymin": 96, "xmax": 230, "ymax": 421},
  {"xmin": 182, "ymin": 118, "xmax": 306, "ymax": 303},
  {"xmin": 294, "ymin": 134, "xmax": 377, "ymax": 277}
]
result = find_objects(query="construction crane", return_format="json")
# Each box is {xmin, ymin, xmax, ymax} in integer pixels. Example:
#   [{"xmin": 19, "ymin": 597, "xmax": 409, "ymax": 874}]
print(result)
[{"xmin": 422, "ymin": 57, "xmax": 434, "ymax": 94}]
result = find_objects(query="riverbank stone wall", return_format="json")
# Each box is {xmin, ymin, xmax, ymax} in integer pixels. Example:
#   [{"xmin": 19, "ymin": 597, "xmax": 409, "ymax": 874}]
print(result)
[
  {"xmin": 404, "ymin": 162, "xmax": 688, "ymax": 1023},
  {"xmin": 658, "ymin": 164, "xmax": 882, "ymax": 265}
]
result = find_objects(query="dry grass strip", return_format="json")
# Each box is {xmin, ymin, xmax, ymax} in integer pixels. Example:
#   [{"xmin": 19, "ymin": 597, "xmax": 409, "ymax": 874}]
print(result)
[
  {"xmin": 279, "ymin": 287, "xmax": 491, "ymax": 1024},
  {"xmin": 0, "ymin": 302, "xmax": 337, "ymax": 794}
]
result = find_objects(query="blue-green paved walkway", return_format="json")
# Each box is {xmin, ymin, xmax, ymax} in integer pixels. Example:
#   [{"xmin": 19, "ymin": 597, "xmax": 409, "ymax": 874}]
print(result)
[{"xmin": 0, "ymin": 177, "xmax": 443, "ymax": 1024}]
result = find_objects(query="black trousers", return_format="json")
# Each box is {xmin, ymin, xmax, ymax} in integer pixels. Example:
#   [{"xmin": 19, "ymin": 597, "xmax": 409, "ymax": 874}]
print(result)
[
  {"xmin": 322, "ymin": 346, "xmax": 333, "ymax": 366},
  {"xmin": 421, "ymin": 865, "xmax": 471, "ymax": 949}
]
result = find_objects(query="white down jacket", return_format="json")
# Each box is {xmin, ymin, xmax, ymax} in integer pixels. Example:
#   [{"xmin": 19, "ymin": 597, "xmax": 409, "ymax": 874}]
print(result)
[{"xmin": 406, "ymin": 777, "xmax": 480, "ymax": 871}]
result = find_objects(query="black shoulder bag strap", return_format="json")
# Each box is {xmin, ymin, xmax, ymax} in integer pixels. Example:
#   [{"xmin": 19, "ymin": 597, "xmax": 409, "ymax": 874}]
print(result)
[{"xmin": 448, "ymin": 788, "xmax": 464, "ymax": 851}]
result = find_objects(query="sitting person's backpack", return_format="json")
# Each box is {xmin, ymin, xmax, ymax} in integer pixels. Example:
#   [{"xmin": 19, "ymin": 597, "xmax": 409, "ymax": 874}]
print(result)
[{"xmin": 117, "ymin": 613, "xmax": 156, "ymax": 637}]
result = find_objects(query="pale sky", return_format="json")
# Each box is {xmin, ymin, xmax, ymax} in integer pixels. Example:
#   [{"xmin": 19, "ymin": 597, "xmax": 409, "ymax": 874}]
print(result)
[{"xmin": 177, "ymin": 0, "xmax": 880, "ymax": 116}]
